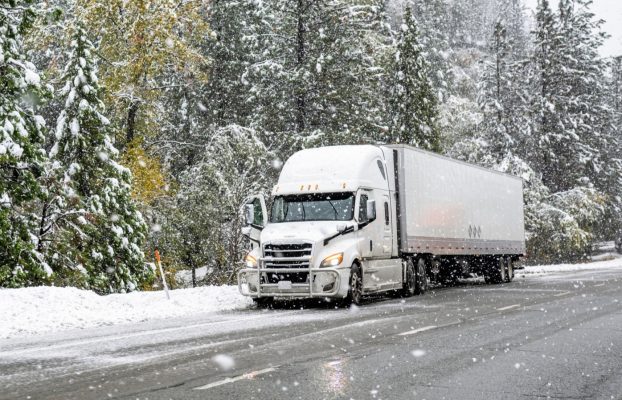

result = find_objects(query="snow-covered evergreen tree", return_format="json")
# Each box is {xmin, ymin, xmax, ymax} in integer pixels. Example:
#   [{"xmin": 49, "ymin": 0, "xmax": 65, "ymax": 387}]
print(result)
[
  {"xmin": 165, "ymin": 125, "xmax": 275, "ymax": 285},
  {"xmin": 478, "ymin": 19, "xmax": 531, "ymax": 159},
  {"xmin": 409, "ymin": 0, "xmax": 452, "ymax": 101},
  {"xmin": 246, "ymin": 0, "xmax": 389, "ymax": 151},
  {"xmin": 522, "ymin": 0, "xmax": 614, "ymax": 257},
  {"xmin": 530, "ymin": 0, "xmax": 609, "ymax": 193},
  {"xmin": 202, "ymin": 0, "xmax": 263, "ymax": 127},
  {"xmin": 496, "ymin": 0, "xmax": 529, "ymax": 56},
  {"xmin": 50, "ymin": 26, "xmax": 150, "ymax": 293},
  {"xmin": 387, "ymin": 7, "xmax": 441, "ymax": 151},
  {"xmin": 0, "ymin": 0, "xmax": 50, "ymax": 287}
]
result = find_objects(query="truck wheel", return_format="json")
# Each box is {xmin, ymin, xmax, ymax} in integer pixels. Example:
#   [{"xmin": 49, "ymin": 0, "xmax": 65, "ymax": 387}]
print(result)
[
  {"xmin": 252, "ymin": 297, "xmax": 274, "ymax": 308},
  {"xmin": 401, "ymin": 258, "xmax": 416, "ymax": 297},
  {"xmin": 484, "ymin": 257, "xmax": 504, "ymax": 284},
  {"xmin": 505, "ymin": 258, "xmax": 514, "ymax": 282},
  {"xmin": 343, "ymin": 263, "xmax": 363, "ymax": 306},
  {"xmin": 499, "ymin": 257, "xmax": 507, "ymax": 283},
  {"xmin": 415, "ymin": 258, "xmax": 428, "ymax": 295}
]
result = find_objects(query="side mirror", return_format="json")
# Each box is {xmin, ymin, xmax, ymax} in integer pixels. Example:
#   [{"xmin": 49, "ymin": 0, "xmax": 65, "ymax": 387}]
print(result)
[
  {"xmin": 366, "ymin": 200, "xmax": 376, "ymax": 221},
  {"xmin": 336, "ymin": 223, "xmax": 347, "ymax": 233},
  {"xmin": 244, "ymin": 204, "xmax": 254, "ymax": 226}
]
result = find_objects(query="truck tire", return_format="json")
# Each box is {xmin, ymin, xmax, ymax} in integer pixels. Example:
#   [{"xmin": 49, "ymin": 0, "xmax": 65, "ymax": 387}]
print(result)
[
  {"xmin": 484, "ymin": 257, "xmax": 506, "ymax": 284},
  {"xmin": 343, "ymin": 263, "xmax": 363, "ymax": 306},
  {"xmin": 401, "ymin": 258, "xmax": 416, "ymax": 297},
  {"xmin": 505, "ymin": 258, "xmax": 514, "ymax": 282},
  {"xmin": 415, "ymin": 258, "xmax": 428, "ymax": 295}
]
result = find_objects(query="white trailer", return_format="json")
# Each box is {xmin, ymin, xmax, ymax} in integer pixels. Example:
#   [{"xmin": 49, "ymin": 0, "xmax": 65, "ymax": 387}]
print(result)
[{"xmin": 238, "ymin": 145, "xmax": 525, "ymax": 306}]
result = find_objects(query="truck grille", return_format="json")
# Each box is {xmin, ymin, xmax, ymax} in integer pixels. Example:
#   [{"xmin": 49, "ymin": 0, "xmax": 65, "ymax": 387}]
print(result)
[
  {"xmin": 262, "ymin": 243, "xmax": 312, "ymax": 284},
  {"xmin": 263, "ymin": 243, "xmax": 312, "ymax": 259}
]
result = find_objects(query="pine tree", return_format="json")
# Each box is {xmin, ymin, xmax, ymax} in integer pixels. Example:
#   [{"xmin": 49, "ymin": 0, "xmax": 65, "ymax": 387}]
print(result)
[
  {"xmin": 478, "ymin": 19, "xmax": 531, "ymax": 159},
  {"xmin": 50, "ymin": 26, "xmax": 150, "ymax": 293},
  {"xmin": 165, "ymin": 125, "xmax": 275, "ymax": 285},
  {"xmin": 530, "ymin": 0, "xmax": 609, "ymax": 193},
  {"xmin": 410, "ymin": 0, "xmax": 452, "ymax": 101},
  {"xmin": 246, "ymin": 0, "xmax": 389, "ymax": 152},
  {"xmin": 387, "ymin": 7, "xmax": 441, "ymax": 151},
  {"xmin": 524, "ymin": 0, "xmax": 612, "ymax": 256},
  {"xmin": 202, "ymin": 0, "xmax": 264, "ymax": 127},
  {"xmin": 0, "ymin": 0, "xmax": 50, "ymax": 287},
  {"xmin": 530, "ymin": 0, "xmax": 565, "ymax": 191},
  {"xmin": 496, "ymin": 0, "xmax": 529, "ymax": 57}
]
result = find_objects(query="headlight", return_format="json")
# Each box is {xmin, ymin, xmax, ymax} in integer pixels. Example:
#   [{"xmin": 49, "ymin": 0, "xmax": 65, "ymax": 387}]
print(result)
[
  {"xmin": 244, "ymin": 254, "xmax": 257, "ymax": 268},
  {"xmin": 320, "ymin": 253, "xmax": 343, "ymax": 268}
]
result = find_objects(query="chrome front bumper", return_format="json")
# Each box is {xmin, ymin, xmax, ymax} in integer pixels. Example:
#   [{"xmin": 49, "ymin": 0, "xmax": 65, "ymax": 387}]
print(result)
[{"xmin": 238, "ymin": 265, "xmax": 343, "ymax": 298}]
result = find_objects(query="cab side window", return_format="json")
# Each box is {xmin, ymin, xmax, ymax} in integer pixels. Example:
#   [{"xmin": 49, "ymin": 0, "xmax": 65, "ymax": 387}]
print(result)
[
  {"xmin": 252, "ymin": 198, "xmax": 264, "ymax": 226},
  {"xmin": 358, "ymin": 194, "xmax": 368, "ymax": 222}
]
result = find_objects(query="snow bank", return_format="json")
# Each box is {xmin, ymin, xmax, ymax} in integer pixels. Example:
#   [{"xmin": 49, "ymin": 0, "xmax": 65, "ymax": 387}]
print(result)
[
  {"xmin": 0, "ymin": 285, "xmax": 252, "ymax": 339},
  {"xmin": 521, "ymin": 256, "xmax": 622, "ymax": 275},
  {"xmin": 176, "ymin": 266, "xmax": 210, "ymax": 287}
]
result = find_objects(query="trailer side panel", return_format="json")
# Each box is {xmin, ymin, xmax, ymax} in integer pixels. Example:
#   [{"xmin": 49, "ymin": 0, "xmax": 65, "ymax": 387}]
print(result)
[{"xmin": 391, "ymin": 146, "xmax": 525, "ymax": 256}]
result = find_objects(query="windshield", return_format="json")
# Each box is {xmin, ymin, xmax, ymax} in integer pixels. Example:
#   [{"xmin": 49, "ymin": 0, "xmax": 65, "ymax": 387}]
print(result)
[{"xmin": 270, "ymin": 193, "xmax": 355, "ymax": 223}]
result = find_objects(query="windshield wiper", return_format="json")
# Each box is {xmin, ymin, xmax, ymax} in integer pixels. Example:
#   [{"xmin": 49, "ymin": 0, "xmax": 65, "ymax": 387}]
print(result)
[{"xmin": 323, "ymin": 225, "xmax": 355, "ymax": 246}]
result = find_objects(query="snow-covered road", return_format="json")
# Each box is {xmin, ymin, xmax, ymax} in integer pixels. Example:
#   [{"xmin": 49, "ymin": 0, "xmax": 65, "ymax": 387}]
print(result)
[
  {"xmin": 1, "ymin": 261, "xmax": 622, "ymax": 400},
  {"xmin": 1, "ymin": 256, "xmax": 621, "ymax": 339}
]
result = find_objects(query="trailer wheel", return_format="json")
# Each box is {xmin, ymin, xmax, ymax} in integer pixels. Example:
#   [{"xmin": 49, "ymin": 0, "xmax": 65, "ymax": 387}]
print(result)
[
  {"xmin": 401, "ymin": 258, "xmax": 416, "ymax": 297},
  {"xmin": 505, "ymin": 258, "xmax": 514, "ymax": 282},
  {"xmin": 484, "ymin": 257, "xmax": 505, "ymax": 284},
  {"xmin": 343, "ymin": 263, "xmax": 363, "ymax": 306},
  {"xmin": 499, "ymin": 257, "xmax": 507, "ymax": 283},
  {"xmin": 415, "ymin": 258, "xmax": 428, "ymax": 295}
]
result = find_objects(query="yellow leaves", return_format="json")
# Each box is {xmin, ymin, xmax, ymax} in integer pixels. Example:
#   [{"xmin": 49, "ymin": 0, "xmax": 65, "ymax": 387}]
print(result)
[
  {"xmin": 74, "ymin": 0, "xmax": 210, "ymax": 141},
  {"xmin": 121, "ymin": 138, "xmax": 170, "ymax": 205}
]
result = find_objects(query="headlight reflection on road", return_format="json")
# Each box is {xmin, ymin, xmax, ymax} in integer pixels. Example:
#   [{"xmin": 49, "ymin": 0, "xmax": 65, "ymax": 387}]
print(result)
[{"xmin": 322, "ymin": 358, "xmax": 349, "ymax": 394}]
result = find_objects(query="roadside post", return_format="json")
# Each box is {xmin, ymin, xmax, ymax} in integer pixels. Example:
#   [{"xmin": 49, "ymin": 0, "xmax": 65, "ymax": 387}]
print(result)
[{"xmin": 155, "ymin": 248, "xmax": 170, "ymax": 300}]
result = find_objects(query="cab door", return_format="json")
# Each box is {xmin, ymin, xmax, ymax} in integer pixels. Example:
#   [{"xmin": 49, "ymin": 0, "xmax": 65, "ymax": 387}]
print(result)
[
  {"xmin": 356, "ymin": 189, "xmax": 378, "ymax": 259},
  {"xmin": 241, "ymin": 195, "xmax": 268, "ymax": 250},
  {"xmin": 380, "ymin": 194, "xmax": 393, "ymax": 256}
]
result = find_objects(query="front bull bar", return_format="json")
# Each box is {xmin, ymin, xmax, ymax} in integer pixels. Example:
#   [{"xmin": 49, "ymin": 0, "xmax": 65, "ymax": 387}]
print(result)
[{"xmin": 238, "ymin": 262, "xmax": 342, "ymax": 298}]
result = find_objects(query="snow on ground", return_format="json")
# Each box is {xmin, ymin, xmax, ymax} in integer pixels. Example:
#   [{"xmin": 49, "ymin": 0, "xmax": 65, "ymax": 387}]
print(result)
[
  {"xmin": 520, "ymin": 254, "xmax": 622, "ymax": 276},
  {"xmin": 0, "ymin": 285, "xmax": 252, "ymax": 339},
  {"xmin": 175, "ymin": 266, "xmax": 210, "ymax": 287},
  {"xmin": 2, "ymin": 255, "xmax": 622, "ymax": 340}
]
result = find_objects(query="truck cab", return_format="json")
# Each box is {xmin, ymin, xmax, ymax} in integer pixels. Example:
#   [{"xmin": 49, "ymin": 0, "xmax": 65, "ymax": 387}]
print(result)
[{"xmin": 238, "ymin": 145, "xmax": 405, "ymax": 305}]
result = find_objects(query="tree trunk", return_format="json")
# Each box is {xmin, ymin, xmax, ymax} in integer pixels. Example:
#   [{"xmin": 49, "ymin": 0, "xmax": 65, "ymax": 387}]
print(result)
[
  {"xmin": 192, "ymin": 264, "xmax": 196, "ymax": 288},
  {"xmin": 295, "ymin": 0, "xmax": 307, "ymax": 133},
  {"xmin": 36, "ymin": 201, "xmax": 49, "ymax": 253},
  {"xmin": 126, "ymin": 100, "xmax": 139, "ymax": 144}
]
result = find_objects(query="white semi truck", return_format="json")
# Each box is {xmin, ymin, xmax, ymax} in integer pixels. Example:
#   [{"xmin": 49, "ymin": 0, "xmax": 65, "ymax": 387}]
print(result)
[{"xmin": 238, "ymin": 145, "xmax": 525, "ymax": 306}]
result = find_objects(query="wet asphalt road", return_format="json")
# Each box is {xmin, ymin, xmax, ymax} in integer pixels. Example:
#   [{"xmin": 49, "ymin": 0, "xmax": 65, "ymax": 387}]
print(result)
[{"xmin": 1, "ymin": 267, "xmax": 622, "ymax": 400}]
